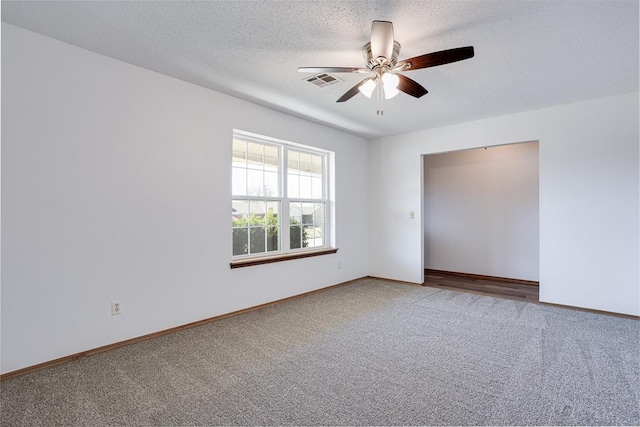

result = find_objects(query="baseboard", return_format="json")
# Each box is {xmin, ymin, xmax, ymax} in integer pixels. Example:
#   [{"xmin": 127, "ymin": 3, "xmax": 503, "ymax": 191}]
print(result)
[
  {"xmin": 1, "ymin": 276, "xmax": 367, "ymax": 381},
  {"xmin": 367, "ymin": 275, "xmax": 424, "ymax": 286},
  {"xmin": 425, "ymin": 268, "xmax": 539, "ymax": 286},
  {"xmin": 538, "ymin": 301, "xmax": 639, "ymax": 320}
]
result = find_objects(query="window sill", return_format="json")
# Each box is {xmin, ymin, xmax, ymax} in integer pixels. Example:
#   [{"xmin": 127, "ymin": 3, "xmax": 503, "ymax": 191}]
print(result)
[{"xmin": 230, "ymin": 248, "xmax": 338, "ymax": 269}]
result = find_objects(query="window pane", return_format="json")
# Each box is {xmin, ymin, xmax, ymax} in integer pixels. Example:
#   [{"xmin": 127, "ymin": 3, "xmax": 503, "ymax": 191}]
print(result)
[
  {"xmin": 288, "ymin": 150, "xmax": 299, "ymax": 171},
  {"xmin": 232, "ymin": 200, "xmax": 249, "ymax": 255},
  {"xmin": 300, "ymin": 202, "xmax": 314, "ymax": 225},
  {"xmin": 311, "ymin": 227, "xmax": 324, "ymax": 248},
  {"xmin": 232, "ymin": 140, "xmax": 247, "ymax": 165},
  {"xmin": 249, "ymin": 200, "xmax": 266, "ymax": 225},
  {"xmin": 299, "ymin": 152, "xmax": 312, "ymax": 174},
  {"xmin": 311, "ymin": 177, "xmax": 322, "ymax": 199},
  {"xmin": 290, "ymin": 225, "xmax": 302, "ymax": 249},
  {"xmin": 311, "ymin": 155, "xmax": 323, "ymax": 176},
  {"xmin": 232, "ymin": 200, "xmax": 249, "ymax": 223},
  {"xmin": 247, "ymin": 169, "xmax": 264, "ymax": 196},
  {"xmin": 264, "ymin": 145, "xmax": 278, "ymax": 169},
  {"xmin": 288, "ymin": 173, "xmax": 299, "ymax": 198},
  {"xmin": 232, "ymin": 167, "xmax": 247, "ymax": 196},
  {"xmin": 247, "ymin": 142, "xmax": 263, "ymax": 169},
  {"xmin": 250, "ymin": 226, "xmax": 266, "ymax": 253},
  {"xmin": 266, "ymin": 201, "xmax": 280, "ymax": 251},
  {"xmin": 264, "ymin": 171, "xmax": 279, "ymax": 197},
  {"xmin": 267, "ymin": 226, "xmax": 279, "ymax": 252},
  {"xmin": 300, "ymin": 175, "xmax": 312, "ymax": 199},
  {"xmin": 267, "ymin": 201, "xmax": 280, "ymax": 217},
  {"xmin": 305, "ymin": 227, "xmax": 316, "ymax": 248},
  {"xmin": 293, "ymin": 202, "xmax": 323, "ymax": 248},
  {"xmin": 289, "ymin": 202, "xmax": 302, "ymax": 224},
  {"xmin": 314, "ymin": 203, "xmax": 324, "ymax": 226},
  {"xmin": 232, "ymin": 228, "xmax": 248, "ymax": 255},
  {"xmin": 314, "ymin": 227, "xmax": 324, "ymax": 246}
]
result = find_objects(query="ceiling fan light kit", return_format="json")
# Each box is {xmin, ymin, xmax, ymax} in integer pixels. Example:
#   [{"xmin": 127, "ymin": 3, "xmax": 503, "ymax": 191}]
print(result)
[
  {"xmin": 358, "ymin": 74, "xmax": 400, "ymax": 99},
  {"xmin": 298, "ymin": 20, "xmax": 475, "ymax": 115},
  {"xmin": 381, "ymin": 73, "xmax": 400, "ymax": 98},
  {"xmin": 358, "ymin": 78, "xmax": 377, "ymax": 98}
]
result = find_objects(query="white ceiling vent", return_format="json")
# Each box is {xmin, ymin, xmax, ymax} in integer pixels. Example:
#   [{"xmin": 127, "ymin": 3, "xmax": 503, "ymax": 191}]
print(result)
[{"xmin": 305, "ymin": 73, "xmax": 342, "ymax": 88}]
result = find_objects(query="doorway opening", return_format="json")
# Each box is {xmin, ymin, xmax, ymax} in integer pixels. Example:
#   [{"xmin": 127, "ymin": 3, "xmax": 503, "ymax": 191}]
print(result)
[{"xmin": 421, "ymin": 141, "xmax": 539, "ymax": 301}]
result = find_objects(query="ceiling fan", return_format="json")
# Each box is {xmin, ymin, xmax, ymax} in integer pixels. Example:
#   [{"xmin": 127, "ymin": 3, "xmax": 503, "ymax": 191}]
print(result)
[{"xmin": 298, "ymin": 21, "xmax": 474, "ymax": 115}]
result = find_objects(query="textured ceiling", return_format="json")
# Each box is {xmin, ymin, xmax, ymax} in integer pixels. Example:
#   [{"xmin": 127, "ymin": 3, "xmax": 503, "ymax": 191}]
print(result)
[{"xmin": 2, "ymin": 0, "xmax": 639, "ymax": 139}]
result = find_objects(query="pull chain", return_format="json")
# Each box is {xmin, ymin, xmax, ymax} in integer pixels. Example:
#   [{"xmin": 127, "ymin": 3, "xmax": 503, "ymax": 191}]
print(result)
[{"xmin": 376, "ymin": 79, "xmax": 384, "ymax": 115}]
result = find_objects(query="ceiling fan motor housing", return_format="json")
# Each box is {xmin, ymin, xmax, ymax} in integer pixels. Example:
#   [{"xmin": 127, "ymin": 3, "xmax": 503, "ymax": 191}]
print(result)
[{"xmin": 363, "ymin": 41, "xmax": 401, "ymax": 69}]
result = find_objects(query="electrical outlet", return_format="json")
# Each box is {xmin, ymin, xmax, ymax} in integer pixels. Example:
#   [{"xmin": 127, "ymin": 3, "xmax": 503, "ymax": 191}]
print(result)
[
  {"xmin": 338, "ymin": 261, "xmax": 343, "ymax": 269},
  {"xmin": 409, "ymin": 211, "xmax": 415, "ymax": 219},
  {"xmin": 111, "ymin": 300, "xmax": 122, "ymax": 315}
]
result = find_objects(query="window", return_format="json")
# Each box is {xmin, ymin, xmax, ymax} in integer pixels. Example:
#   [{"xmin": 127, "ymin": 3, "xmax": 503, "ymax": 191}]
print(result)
[{"xmin": 232, "ymin": 131, "xmax": 330, "ymax": 259}]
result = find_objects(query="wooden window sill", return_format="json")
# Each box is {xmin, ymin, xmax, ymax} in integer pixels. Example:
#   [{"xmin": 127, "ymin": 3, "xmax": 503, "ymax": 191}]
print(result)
[{"xmin": 230, "ymin": 248, "xmax": 338, "ymax": 269}]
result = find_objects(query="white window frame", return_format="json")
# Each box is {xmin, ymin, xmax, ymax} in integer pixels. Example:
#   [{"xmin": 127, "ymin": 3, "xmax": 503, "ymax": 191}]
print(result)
[{"xmin": 232, "ymin": 130, "xmax": 332, "ymax": 261}]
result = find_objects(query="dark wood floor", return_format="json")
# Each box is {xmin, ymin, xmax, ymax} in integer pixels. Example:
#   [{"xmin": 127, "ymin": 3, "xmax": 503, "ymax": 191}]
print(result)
[{"xmin": 423, "ymin": 269, "xmax": 539, "ymax": 302}]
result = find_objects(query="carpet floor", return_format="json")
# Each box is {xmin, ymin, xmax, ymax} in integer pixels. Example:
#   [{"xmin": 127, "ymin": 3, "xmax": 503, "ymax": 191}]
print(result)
[{"xmin": 1, "ymin": 278, "xmax": 639, "ymax": 426}]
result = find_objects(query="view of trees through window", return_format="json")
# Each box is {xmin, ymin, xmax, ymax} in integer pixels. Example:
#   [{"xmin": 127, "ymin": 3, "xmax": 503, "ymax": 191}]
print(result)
[{"xmin": 232, "ymin": 133, "xmax": 326, "ymax": 257}]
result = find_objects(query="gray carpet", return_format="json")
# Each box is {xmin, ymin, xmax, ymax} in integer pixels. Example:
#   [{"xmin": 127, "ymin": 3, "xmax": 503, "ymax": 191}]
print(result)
[{"xmin": 2, "ymin": 278, "xmax": 639, "ymax": 426}]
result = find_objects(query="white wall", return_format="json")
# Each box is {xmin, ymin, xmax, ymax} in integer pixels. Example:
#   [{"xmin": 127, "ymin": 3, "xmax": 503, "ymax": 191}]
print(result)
[
  {"xmin": 1, "ymin": 24, "xmax": 369, "ymax": 374},
  {"xmin": 370, "ymin": 92, "xmax": 639, "ymax": 316},
  {"xmin": 424, "ymin": 142, "xmax": 539, "ymax": 281}
]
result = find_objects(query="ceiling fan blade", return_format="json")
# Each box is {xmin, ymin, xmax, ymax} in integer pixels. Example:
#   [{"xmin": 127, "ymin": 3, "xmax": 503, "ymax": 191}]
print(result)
[
  {"xmin": 298, "ymin": 66, "xmax": 369, "ymax": 73},
  {"xmin": 336, "ymin": 79, "xmax": 370, "ymax": 103},
  {"xmin": 398, "ymin": 46, "xmax": 474, "ymax": 71},
  {"xmin": 396, "ymin": 74, "xmax": 428, "ymax": 98},
  {"xmin": 370, "ymin": 20, "xmax": 394, "ymax": 61}
]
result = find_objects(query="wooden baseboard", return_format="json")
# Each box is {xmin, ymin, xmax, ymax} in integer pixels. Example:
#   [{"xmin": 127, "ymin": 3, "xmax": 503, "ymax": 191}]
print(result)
[
  {"xmin": 0, "ymin": 276, "xmax": 367, "ymax": 381},
  {"xmin": 538, "ymin": 301, "xmax": 639, "ymax": 320},
  {"xmin": 425, "ymin": 268, "xmax": 539, "ymax": 286},
  {"xmin": 367, "ymin": 275, "xmax": 424, "ymax": 286}
]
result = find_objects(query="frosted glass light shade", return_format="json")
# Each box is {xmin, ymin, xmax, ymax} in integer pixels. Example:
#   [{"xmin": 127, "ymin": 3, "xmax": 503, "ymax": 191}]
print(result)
[
  {"xmin": 359, "ymin": 79, "xmax": 377, "ymax": 98},
  {"xmin": 382, "ymin": 73, "xmax": 400, "ymax": 99}
]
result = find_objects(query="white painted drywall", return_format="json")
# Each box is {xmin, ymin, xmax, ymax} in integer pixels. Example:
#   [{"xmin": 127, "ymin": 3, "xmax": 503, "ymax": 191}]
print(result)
[
  {"xmin": 423, "ymin": 142, "xmax": 539, "ymax": 281},
  {"xmin": 1, "ymin": 25, "xmax": 369, "ymax": 374},
  {"xmin": 369, "ymin": 92, "xmax": 639, "ymax": 316}
]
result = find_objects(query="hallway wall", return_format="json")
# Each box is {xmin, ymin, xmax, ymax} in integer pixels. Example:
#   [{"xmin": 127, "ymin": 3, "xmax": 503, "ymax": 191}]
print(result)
[{"xmin": 423, "ymin": 142, "xmax": 539, "ymax": 281}]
